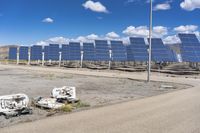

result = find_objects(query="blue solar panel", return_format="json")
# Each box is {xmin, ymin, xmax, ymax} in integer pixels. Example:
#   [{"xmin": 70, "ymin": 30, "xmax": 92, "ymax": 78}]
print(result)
[
  {"xmin": 61, "ymin": 45, "xmax": 70, "ymax": 60},
  {"xmin": 47, "ymin": 44, "xmax": 60, "ymax": 60},
  {"xmin": 110, "ymin": 41, "xmax": 127, "ymax": 61},
  {"xmin": 19, "ymin": 46, "xmax": 29, "ymax": 60},
  {"xmin": 30, "ymin": 45, "xmax": 42, "ymax": 60},
  {"xmin": 9, "ymin": 47, "xmax": 17, "ymax": 60},
  {"xmin": 95, "ymin": 40, "xmax": 110, "ymax": 61},
  {"xmin": 128, "ymin": 37, "xmax": 148, "ymax": 61},
  {"xmin": 179, "ymin": 33, "xmax": 200, "ymax": 62},
  {"xmin": 126, "ymin": 45, "xmax": 134, "ymax": 61},
  {"xmin": 83, "ymin": 43, "xmax": 96, "ymax": 61},
  {"xmin": 148, "ymin": 38, "xmax": 178, "ymax": 62},
  {"xmin": 44, "ymin": 46, "xmax": 49, "ymax": 60},
  {"xmin": 68, "ymin": 42, "xmax": 81, "ymax": 60}
]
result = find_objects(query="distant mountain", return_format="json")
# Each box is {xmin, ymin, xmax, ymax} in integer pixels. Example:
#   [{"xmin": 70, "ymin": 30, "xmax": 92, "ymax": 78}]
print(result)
[{"xmin": 0, "ymin": 45, "xmax": 18, "ymax": 59}]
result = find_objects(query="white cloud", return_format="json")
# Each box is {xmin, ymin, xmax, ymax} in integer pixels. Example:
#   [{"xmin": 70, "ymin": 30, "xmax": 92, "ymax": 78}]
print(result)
[
  {"xmin": 106, "ymin": 32, "xmax": 120, "ymax": 39},
  {"xmin": 35, "ymin": 34, "xmax": 100, "ymax": 46},
  {"xmin": 86, "ymin": 34, "xmax": 99, "ymax": 40},
  {"xmin": 42, "ymin": 17, "xmax": 54, "ymax": 23},
  {"xmin": 122, "ymin": 25, "xmax": 168, "ymax": 38},
  {"xmin": 82, "ymin": 0, "xmax": 109, "ymax": 13},
  {"xmin": 36, "ymin": 37, "xmax": 69, "ymax": 46},
  {"xmin": 153, "ymin": 3, "xmax": 171, "ymax": 11},
  {"xmin": 35, "ymin": 25, "xmax": 199, "ymax": 46},
  {"xmin": 74, "ymin": 33, "xmax": 120, "ymax": 42},
  {"xmin": 75, "ymin": 36, "xmax": 88, "ymax": 42},
  {"xmin": 174, "ymin": 25, "xmax": 198, "ymax": 33},
  {"xmin": 121, "ymin": 37, "xmax": 130, "ymax": 45},
  {"xmin": 48, "ymin": 37, "xmax": 69, "ymax": 44},
  {"xmin": 180, "ymin": 0, "xmax": 200, "ymax": 11},
  {"xmin": 36, "ymin": 41, "xmax": 49, "ymax": 46},
  {"xmin": 153, "ymin": 26, "xmax": 168, "ymax": 37},
  {"xmin": 122, "ymin": 26, "xmax": 149, "ymax": 37},
  {"xmin": 75, "ymin": 34, "xmax": 100, "ymax": 42},
  {"xmin": 173, "ymin": 25, "xmax": 200, "ymax": 42},
  {"xmin": 35, "ymin": 36, "xmax": 131, "ymax": 46},
  {"xmin": 163, "ymin": 35, "xmax": 181, "ymax": 44}
]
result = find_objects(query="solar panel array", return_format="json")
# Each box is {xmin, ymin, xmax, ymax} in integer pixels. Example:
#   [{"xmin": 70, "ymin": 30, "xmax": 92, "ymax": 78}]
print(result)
[
  {"xmin": 110, "ymin": 41, "xmax": 127, "ymax": 61},
  {"xmin": 149, "ymin": 38, "xmax": 177, "ymax": 62},
  {"xmin": 8, "ymin": 37, "xmax": 186, "ymax": 63},
  {"xmin": 8, "ymin": 47, "xmax": 17, "ymax": 60},
  {"xmin": 179, "ymin": 33, "xmax": 200, "ymax": 62},
  {"xmin": 127, "ymin": 37, "xmax": 148, "ymax": 61},
  {"xmin": 82, "ymin": 43, "xmax": 96, "ymax": 61},
  {"xmin": 95, "ymin": 40, "xmax": 110, "ymax": 61}
]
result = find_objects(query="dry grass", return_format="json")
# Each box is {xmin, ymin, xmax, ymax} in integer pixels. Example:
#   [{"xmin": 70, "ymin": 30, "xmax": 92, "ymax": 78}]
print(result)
[{"xmin": 60, "ymin": 104, "xmax": 73, "ymax": 112}]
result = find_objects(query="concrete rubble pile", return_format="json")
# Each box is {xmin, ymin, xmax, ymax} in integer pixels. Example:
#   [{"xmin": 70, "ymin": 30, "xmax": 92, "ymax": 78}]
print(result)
[
  {"xmin": 0, "ymin": 86, "xmax": 78, "ymax": 119},
  {"xmin": 34, "ymin": 86, "xmax": 78, "ymax": 109}
]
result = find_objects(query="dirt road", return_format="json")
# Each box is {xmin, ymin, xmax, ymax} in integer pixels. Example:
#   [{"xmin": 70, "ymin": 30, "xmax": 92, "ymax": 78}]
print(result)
[{"xmin": 1, "ymin": 65, "xmax": 200, "ymax": 133}]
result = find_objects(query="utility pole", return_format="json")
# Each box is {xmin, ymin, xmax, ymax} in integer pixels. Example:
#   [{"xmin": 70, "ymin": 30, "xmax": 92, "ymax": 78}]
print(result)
[{"xmin": 148, "ymin": 0, "xmax": 153, "ymax": 82}]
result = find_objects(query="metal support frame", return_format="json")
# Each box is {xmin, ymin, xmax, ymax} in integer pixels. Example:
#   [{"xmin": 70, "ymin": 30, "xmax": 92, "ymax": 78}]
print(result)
[
  {"xmin": 109, "ymin": 50, "xmax": 112, "ymax": 69},
  {"xmin": 28, "ymin": 48, "xmax": 31, "ymax": 65},
  {"xmin": 196, "ymin": 62, "xmax": 199, "ymax": 70},
  {"xmin": 42, "ymin": 52, "xmax": 45, "ymax": 66},
  {"xmin": 80, "ymin": 51, "xmax": 84, "ymax": 68},
  {"xmin": 59, "ymin": 52, "xmax": 62, "ymax": 67},
  {"xmin": 147, "ymin": 0, "xmax": 153, "ymax": 82},
  {"xmin": 17, "ymin": 47, "xmax": 19, "ymax": 65}
]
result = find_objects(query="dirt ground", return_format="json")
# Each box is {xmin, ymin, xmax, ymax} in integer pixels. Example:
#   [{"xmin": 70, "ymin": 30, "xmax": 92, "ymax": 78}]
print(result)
[{"xmin": 0, "ymin": 65, "xmax": 190, "ymax": 128}]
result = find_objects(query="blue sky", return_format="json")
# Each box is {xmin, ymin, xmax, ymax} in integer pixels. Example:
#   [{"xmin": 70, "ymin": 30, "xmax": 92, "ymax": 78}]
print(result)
[{"xmin": 0, "ymin": 0, "xmax": 200, "ymax": 45}]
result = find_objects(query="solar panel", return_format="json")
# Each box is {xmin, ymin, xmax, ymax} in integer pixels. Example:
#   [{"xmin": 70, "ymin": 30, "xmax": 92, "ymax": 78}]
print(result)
[
  {"xmin": 178, "ymin": 33, "xmax": 200, "ymax": 62},
  {"xmin": 110, "ymin": 40, "xmax": 127, "ymax": 61},
  {"xmin": 61, "ymin": 44, "xmax": 70, "ymax": 60},
  {"xmin": 44, "ymin": 46, "xmax": 49, "ymax": 60},
  {"xmin": 30, "ymin": 45, "xmax": 42, "ymax": 60},
  {"xmin": 82, "ymin": 43, "xmax": 96, "ymax": 61},
  {"xmin": 126, "ymin": 45, "xmax": 134, "ymax": 61},
  {"xmin": 19, "ymin": 46, "xmax": 29, "ymax": 60},
  {"xmin": 68, "ymin": 42, "xmax": 81, "ymax": 60},
  {"xmin": 9, "ymin": 47, "xmax": 17, "ymax": 60},
  {"xmin": 48, "ymin": 44, "xmax": 60, "ymax": 60},
  {"xmin": 148, "ymin": 38, "xmax": 177, "ymax": 62},
  {"xmin": 95, "ymin": 40, "xmax": 110, "ymax": 61},
  {"xmin": 128, "ymin": 37, "xmax": 148, "ymax": 61}
]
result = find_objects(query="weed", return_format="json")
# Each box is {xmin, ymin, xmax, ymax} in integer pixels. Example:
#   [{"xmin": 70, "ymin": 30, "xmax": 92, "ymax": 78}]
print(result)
[
  {"xmin": 60, "ymin": 104, "xmax": 73, "ymax": 112},
  {"xmin": 73, "ymin": 100, "xmax": 90, "ymax": 108}
]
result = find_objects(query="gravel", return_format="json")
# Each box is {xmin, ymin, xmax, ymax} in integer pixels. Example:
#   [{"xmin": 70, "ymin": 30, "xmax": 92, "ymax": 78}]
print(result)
[{"xmin": 0, "ymin": 66, "xmax": 190, "ymax": 128}]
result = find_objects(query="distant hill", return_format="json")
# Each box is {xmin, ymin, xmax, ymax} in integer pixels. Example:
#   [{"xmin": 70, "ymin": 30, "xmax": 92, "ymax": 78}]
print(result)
[{"xmin": 0, "ymin": 45, "xmax": 18, "ymax": 59}]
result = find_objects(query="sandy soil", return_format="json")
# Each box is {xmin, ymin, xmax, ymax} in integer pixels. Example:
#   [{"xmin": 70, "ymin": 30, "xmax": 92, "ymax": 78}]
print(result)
[{"xmin": 0, "ymin": 65, "xmax": 190, "ymax": 128}]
